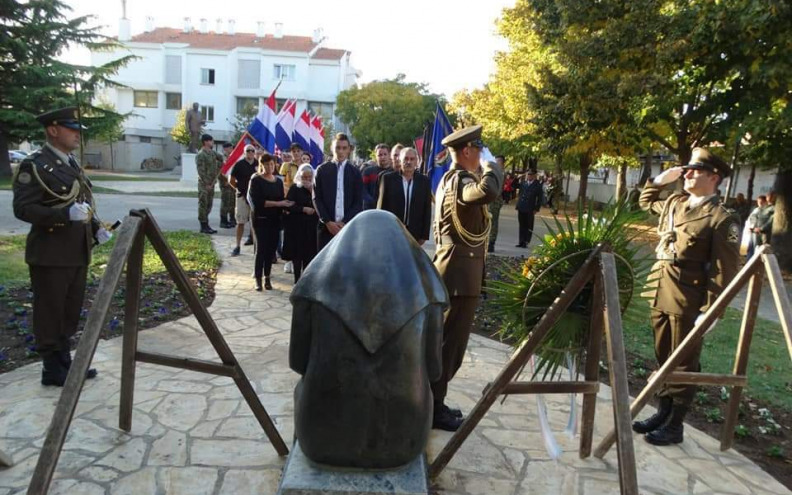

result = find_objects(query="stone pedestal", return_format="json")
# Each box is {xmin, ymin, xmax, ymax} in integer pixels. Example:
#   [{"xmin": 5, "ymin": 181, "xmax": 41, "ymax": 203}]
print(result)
[
  {"xmin": 277, "ymin": 442, "xmax": 428, "ymax": 495},
  {"xmin": 181, "ymin": 153, "xmax": 198, "ymax": 183}
]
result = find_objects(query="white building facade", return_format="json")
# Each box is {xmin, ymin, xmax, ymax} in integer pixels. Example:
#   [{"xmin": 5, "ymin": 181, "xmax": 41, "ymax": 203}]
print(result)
[{"xmin": 88, "ymin": 19, "xmax": 359, "ymax": 171}]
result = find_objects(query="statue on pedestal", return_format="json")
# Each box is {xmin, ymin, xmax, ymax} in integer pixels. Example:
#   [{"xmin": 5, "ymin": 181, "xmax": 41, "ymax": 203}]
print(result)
[
  {"xmin": 289, "ymin": 210, "xmax": 448, "ymax": 469},
  {"xmin": 185, "ymin": 102, "xmax": 204, "ymax": 153}
]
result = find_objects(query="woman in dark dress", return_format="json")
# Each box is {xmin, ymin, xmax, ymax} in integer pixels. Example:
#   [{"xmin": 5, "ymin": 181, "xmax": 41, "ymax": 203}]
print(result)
[
  {"xmin": 247, "ymin": 153, "xmax": 293, "ymax": 290},
  {"xmin": 283, "ymin": 163, "xmax": 319, "ymax": 283}
]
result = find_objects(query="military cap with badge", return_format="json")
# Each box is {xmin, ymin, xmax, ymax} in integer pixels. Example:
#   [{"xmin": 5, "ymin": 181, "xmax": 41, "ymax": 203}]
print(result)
[
  {"xmin": 683, "ymin": 148, "xmax": 730, "ymax": 178},
  {"xmin": 36, "ymin": 106, "xmax": 88, "ymax": 130},
  {"xmin": 441, "ymin": 125, "xmax": 484, "ymax": 150}
]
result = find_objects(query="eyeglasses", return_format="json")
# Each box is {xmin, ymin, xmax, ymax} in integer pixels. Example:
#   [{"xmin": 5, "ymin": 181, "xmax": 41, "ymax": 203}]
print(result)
[{"xmin": 245, "ymin": 149, "xmax": 255, "ymax": 153}]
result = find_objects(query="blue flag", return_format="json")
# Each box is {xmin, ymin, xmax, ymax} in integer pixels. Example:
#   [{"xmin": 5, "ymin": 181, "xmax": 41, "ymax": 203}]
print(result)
[{"xmin": 426, "ymin": 102, "xmax": 453, "ymax": 192}]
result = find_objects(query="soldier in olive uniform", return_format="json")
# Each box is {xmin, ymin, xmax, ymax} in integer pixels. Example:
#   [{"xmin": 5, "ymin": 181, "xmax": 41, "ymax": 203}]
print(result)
[
  {"xmin": 431, "ymin": 125, "xmax": 504, "ymax": 431},
  {"xmin": 635, "ymin": 148, "xmax": 740, "ymax": 445},
  {"xmin": 12, "ymin": 107, "xmax": 111, "ymax": 386},
  {"xmin": 196, "ymin": 134, "xmax": 223, "ymax": 234},
  {"xmin": 219, "ymin": 142, "xmax": 236, "ymax": 229}
]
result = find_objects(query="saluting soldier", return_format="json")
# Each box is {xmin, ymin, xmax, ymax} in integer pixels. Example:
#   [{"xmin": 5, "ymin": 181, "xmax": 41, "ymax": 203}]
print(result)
[
  {"xmin": 635, "ymin": 148, "xmax": 740, "ymax": 445},
  {"xmin": 431, "ymin": 125, "xmax": 503, "ymax": 431},
  {"xmin": 196, "ymin": 134, "xmax": 223, "ymax": 234},
  {"xmin": 12, "ymin": 107, "xmax": 111, "ymax": 386}
]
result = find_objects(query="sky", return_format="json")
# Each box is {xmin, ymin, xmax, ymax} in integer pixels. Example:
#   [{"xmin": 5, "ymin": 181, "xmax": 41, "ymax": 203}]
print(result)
[{"xmin": 62, "ymin": 0, "xmax": 515, "ymax": 98}]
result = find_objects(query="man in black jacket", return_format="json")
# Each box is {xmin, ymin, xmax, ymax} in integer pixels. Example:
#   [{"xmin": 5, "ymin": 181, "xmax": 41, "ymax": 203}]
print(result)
[
  {"xmin": 312, "ymin": 133, "xmax": 363, "ymax": 251},
  {"xmin": 514, "ymin": 170, "xmax": 543, "ymax": 248},
  {"xmin": 377, "ymin": 147, "xmax": 432, "ymax": 245}
]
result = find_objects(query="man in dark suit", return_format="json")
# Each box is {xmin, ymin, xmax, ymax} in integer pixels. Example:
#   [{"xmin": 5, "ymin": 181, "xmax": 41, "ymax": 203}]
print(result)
[
  {"xmin": 12, "ymin": 107, "xmax": 108, "ymax": 386},
  {"xmin": 514, "ymin": 170, "xmax": 543, "ymax": 248},
  {"xmin": 377, "ymin": 147, "xmax": 432, "ymax": 245},
  {"xmin": 313, "ymin": 133, "xmax": 363, "ymax": 251}
]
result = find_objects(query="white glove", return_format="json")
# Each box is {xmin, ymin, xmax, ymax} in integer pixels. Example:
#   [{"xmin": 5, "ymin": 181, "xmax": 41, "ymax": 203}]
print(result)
[
  {"xmin": 652, "ymin": 166, "xmax": 684, "ymax": 186},
  {"xmin": 480, "ymin": 147, "xmax": 496, "ymax": 167},
  {"xmin": 68, "ymin": 202, "xmax": 91, "ymax": 222},
  {"xmin": 695, "ymin": 313, "xmax": 719, "ymax": 336},
  {"xmin": 95, "ymin": 227, "xmax": 112, "ymax": 245}
]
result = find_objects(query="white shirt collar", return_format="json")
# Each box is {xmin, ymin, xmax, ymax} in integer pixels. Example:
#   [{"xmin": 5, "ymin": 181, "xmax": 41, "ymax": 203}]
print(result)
[{"xmin": 687, "ymin": 193, "xmax": 716, "ymax": 209}]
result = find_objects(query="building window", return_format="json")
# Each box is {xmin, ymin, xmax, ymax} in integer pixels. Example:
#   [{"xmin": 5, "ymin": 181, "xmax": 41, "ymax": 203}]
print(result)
[
  {"xmin": 275, "ymin": 98, "xmax": 288, "ymax": 113},
  {"xmin": 133, "ymin": 90, "xmax": 158, "ymax": 108},
  {"xmin": 165, "ymin": 55, "xmax": 182, "ymax": 84},
  {"xmin": 238, "ymin": 60, "xmax": 261, "ymax": 89},
  {"xmin": 165, "ymin": 92, "xmax": 182, "ymax": 110},
  {"xmin": 236, "ymin": 97, "xmax": 259, "ymax": 114},
  {"xmin": 201, "ymin": 68, "xmax": 216, "ymax": 85},
  {"xmin": 273, "ymin": 64, "xmax": 295, "ymax": 81},
  {"xmin": 139, "ymin": 136, "xmax": 152, "ymax": 144},
  {"xmin": 201, "ymin": 105, "xmax": 215, "ymax": 123},
  {"xmin": 308, "ymin": 101, "xmax": 333, "ymax": 120}
]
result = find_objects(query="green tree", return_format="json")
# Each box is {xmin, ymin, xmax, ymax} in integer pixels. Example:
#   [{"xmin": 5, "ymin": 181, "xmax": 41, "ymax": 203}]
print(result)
[
  {"xmin": 84, "ymin": 102, "xmax": 127, "ymax": 170},
  {"xmin": 170, "ymin": 108, "xmax": 192, "ymax": 147},
  {"xmin": 0, "ymin": 0, "xmax": 135, "ymax": 176},
  {"xmin": 335, "ymin": 75, "xmax": 439, "ymax": 157},
  {"xmin": 227, "ymin": 103, "xmax": 257, "ymax": 144}
]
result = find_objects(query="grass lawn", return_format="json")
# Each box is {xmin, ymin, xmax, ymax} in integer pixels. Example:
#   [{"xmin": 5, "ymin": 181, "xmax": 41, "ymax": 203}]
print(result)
[
  {"xmin": 624, "ymin": 298, "xmax": 792, "ymax": 411},
  {"xmin": 0, "ymin": 230, "xmax": 219, "ymax": 288}
]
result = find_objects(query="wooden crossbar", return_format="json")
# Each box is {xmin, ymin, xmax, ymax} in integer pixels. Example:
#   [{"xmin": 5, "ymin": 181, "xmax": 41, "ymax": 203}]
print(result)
[
  {"xmin": 595, "ymin": 245, "xmax": 792, "ymax": 457},
  {"xmin": 26, "ymin": 209, "xmax": 288, "ymax": 495},
  {"xmin": 429, "ymin": 245, "xmax": 639, "ymax": 495}
]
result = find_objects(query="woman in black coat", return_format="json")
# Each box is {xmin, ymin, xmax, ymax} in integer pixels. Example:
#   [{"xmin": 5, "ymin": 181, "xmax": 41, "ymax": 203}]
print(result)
[
  {"xmin": 247, "ymin": 153, "xmax": 293, "ymax": 290},
  {"xmin": 283, "ymin": 162, "xmax": 318, "ymax": 283}
]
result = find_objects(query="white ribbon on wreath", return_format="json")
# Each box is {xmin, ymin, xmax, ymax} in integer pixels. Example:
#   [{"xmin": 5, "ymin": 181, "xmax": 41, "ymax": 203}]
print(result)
[{"xmin": 529, "ymin": 351, "xmax": 578, "ymax": 460}]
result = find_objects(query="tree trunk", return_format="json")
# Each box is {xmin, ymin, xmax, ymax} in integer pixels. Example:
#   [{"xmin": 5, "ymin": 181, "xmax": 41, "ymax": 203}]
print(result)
[
  {"xmin": 746, "ymin": 162, "xmax": 757, "ymax": 203},
  {"xmin": 770, "ymin": 166, "xmax": 792, "ymax": 272},
  {"xmin": 724, "ymin": 134, "xmax": 743, "ymax": 201},
  {"xmin": 109, "ymin": 141, "xmax": 115, "ymax": 171},
  {"xmin": 639, "ymin": 150, "xmax": 652, "ymax": 185},
  {"xmin": 554, "ymin": 154, "xmax": 563, "ymax": 181},
  {"xmin": 0, "ymin": 132, "xmax": 12, "ymax": 177},
  {"xmin": 565, "ymin": 168, "xmax": 571, "ymax": 210},
  {"xmin": 615, "ymin": 163, "xmax": 628, "ymax": 200},
  {"xmin": 677, "ymin": 145, "xmax": 692, "ymax": 169},
  {"xmin": 577, "ymin": 153, "xmax": 591, "ymax": 203}
]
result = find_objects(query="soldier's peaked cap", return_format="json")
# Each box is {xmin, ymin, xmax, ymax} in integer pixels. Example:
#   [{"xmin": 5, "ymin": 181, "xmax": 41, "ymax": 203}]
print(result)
[
  {"xmin": 683, "ymin": 148, "xmax": 730, "ymax": 178},
  {"xmin": 441, "ymin": 125, "xmax": 483, "ymax": 149},
  {"xmin": 36, "ymin": 107, "xmax": 87, "ymax": 130}
]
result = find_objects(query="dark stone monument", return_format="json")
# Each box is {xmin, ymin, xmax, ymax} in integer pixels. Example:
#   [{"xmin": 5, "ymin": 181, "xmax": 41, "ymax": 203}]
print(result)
[{"xmin": 288, "ymin": 209, "xmax": 448, "ymax": 472}]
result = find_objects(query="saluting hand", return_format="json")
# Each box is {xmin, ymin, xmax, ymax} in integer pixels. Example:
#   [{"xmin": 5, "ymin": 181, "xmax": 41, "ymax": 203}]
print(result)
[{"xmin": 653, "ymin": 166, "xmax": 684, "ymax": 186}]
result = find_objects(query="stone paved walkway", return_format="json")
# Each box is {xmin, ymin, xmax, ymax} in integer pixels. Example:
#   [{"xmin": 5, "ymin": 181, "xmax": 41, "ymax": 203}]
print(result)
[{"xmin": 0, "ymin": 237, "xmax": 789, "ymax": 495}]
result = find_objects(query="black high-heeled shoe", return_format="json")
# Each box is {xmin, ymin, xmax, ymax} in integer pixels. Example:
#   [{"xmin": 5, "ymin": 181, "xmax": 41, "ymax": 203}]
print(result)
[
  {"xmin": 255, "ymin": 277, "xmax": 263, "ymax": 291},
  {"xmin": 264, "ymin": 277, "xmax": 273, "ymax": 290}
]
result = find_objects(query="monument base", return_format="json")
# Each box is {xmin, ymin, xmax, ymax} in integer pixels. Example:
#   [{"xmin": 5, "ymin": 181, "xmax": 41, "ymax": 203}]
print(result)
[
  {"xmin": 277, "ymin": 441, "xmax": 428, "ymax": 495},
  {"xmin": 180, "ymin": 153, "xmax": 198, "ymax": 183}
]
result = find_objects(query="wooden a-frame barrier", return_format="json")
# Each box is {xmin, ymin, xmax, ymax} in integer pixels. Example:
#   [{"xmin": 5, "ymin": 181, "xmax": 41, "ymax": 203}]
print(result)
[
  {"xmin": 429, "ymin": 244, "xmax": 640, "ymax": 495},
  {"xmin": 25, "ymin": 209, "xmax": 288, "ymax": 495},
  {"xmin": 594, "ymin": 244, "xmax": 792, "ymax": 459}
]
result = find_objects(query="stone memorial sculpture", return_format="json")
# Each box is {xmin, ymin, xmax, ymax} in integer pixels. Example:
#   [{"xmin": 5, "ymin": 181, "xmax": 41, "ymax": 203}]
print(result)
[
  {"xmin": 289, "ymin": 209, "xmax": 448, "ymax": 469},
  {"xmin": 185, "ymin": 102, "xmax": 204, "ymax": 153}
]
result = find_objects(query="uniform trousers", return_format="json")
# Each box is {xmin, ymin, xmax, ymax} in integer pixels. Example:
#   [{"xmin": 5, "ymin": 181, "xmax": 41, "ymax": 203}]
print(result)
[
  {"xmin": 197, "ymin": 180, "xmax": 215, "ymax": 223},
  {"xmin": 29, "ymin": 264, "xmax": 88, "ymax": 354},
  {"xmin": 488, "ymin": 200, "xmax": 503, "ymax": 245},
  {"xmin": 517, "ymin": 211, "xmax": 536, "ymax": 245},
  {"xmin": 431, "ymin": 295, "xmax": 479, "ymax": 407},
  {"xmin": 651, "ymin": 309, "xmax": 702, "ymax": 406}
]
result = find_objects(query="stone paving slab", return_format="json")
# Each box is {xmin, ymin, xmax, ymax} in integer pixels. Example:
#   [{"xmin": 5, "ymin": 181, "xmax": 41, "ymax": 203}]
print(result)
[{"xmin": 0, "ymin": 236, "xmax": 789, "ymax": 495}]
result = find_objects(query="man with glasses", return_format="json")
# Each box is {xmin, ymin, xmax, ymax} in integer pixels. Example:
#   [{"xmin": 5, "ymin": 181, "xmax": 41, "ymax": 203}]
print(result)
[
  {"xmin": 229, "ymin": 145, "xmax": 258, "ymax": 256},
  {"xmin": 431, "ymin": 125, "xmax": 503, "ymax": 431}
]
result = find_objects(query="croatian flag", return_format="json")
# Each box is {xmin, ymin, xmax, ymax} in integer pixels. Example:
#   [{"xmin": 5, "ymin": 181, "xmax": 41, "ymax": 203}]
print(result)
[
  {"xmin": 294, "ymin": 109, "xmax": 311, "ymax": 154},
  {"xmin": 310, "ymin": 115, "xmax": 325, "ymax": 167},
  {"xmin": 247, "ymin": 90, "xmax": 278, "ymax": 153},
  {"xmin": 220, "ymin": 132, "xmax": 257, "ymax": 176},
  {"xmin": 275, "ymin": 99, "xmax": 296, "ymax": 152}
]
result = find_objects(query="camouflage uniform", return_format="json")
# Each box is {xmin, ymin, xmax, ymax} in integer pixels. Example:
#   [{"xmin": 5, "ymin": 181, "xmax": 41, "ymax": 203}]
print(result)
[
  {"xmin": 219, "ymin": 173, "xmax": 236, "ymax": 221},
  {"xmin": 196, "ymin": 149, "xmax": 221, "ymax": 223}
]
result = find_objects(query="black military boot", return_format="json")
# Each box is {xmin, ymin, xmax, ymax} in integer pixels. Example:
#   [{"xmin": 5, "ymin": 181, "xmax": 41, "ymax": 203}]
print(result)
[
  {"xmin": 41, "ymin": 352, "xmax": 69, "ymax": 387},
  {"xmin": 632, "ymin": 396, "xmax": 672, "ymax": 434},
  {"xmin": 200, "ymin": 222, "xmax": 217, "ymax": 234},
  {"xmin": 255, "ymin": 277, "xmax": 263, "ymax": 291},
  {"xmin": 645, "ymin": 404, "xmax": 687, "ymax": 446},
  {"xmin": 433, "ymin": 403, "xmax": 463, "ymax": 431},
  {"xmin": 442, "ymin": 403, "xmax": 463, "ymax": 418},
  {"xmin": 59, "ymin": 350, "xmax": 98, "ymax": 380}
]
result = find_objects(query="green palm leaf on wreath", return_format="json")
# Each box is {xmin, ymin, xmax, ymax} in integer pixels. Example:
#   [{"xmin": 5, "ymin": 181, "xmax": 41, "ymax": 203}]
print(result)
[{"xmin": 487, "ymin": 198, "xmax": 654, "ymax": 380}]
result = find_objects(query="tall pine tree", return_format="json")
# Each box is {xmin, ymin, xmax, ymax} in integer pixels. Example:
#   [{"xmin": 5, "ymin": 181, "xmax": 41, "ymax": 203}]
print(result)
[{"xmin": 0, "ymin": 0, "xmax": 134, "ymax": 176}]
